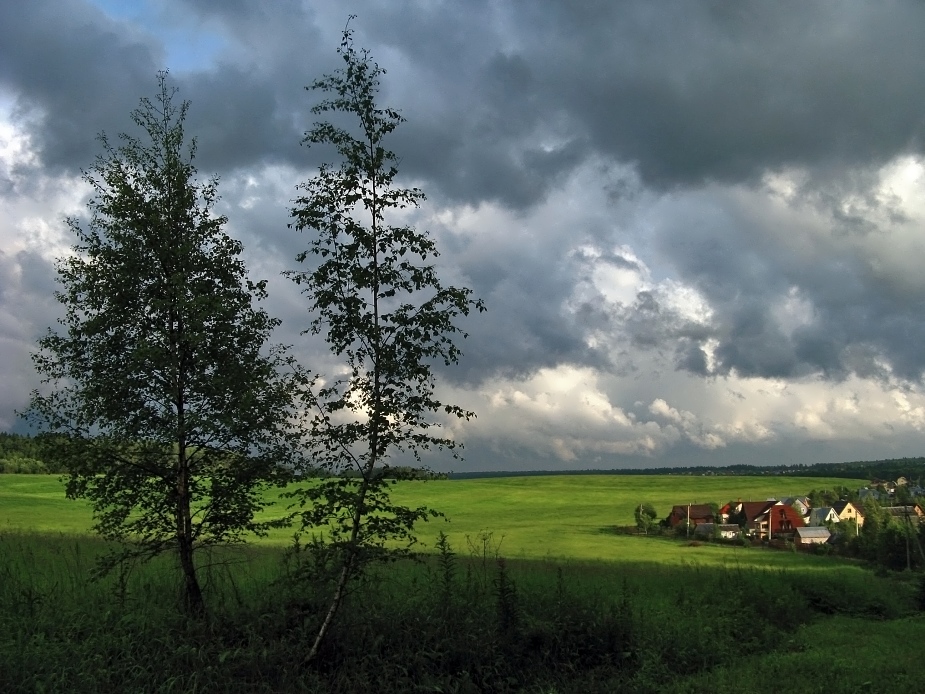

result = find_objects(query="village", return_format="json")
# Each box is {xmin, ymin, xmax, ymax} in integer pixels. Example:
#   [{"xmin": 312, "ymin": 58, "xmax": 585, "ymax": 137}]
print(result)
[{"xmin": 660, "ymin": 477, "xmax": 925, "ymax": 549}]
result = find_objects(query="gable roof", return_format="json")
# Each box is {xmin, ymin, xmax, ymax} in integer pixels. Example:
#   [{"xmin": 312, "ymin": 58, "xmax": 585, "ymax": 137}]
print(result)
[
  {"xmin": 740, "ymin": 500, "xmax": 776, "ymax": 524},
  {"xmin": 809, "ymin": 507, "xmax": 838, "ymax": 525},
  {"xmin": 832, "ymin": 500, "xmax": 863, "ymax": 518},
  {"xmin": 796, "ymin": 527, "xmax": 831, "ymax": 539},
  {"xmin": 884, "ymin": 505, "xmax": 924, "ymax": 517},
  {"xmin": 668, "ymin": 504, "xmax": 716, "ymax": 527}
]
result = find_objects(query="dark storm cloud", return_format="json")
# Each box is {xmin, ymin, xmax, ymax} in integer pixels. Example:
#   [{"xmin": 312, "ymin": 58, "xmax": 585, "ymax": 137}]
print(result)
[
  {"xmin": 525, "ymin": 0, "xmax": 925, "ymax": 188},
  {"xmin": 434, "ymin": 230, "xmax": 608, "ymax": 385},
  {"xmin": 9, "ymin": 0, "xmax": 925, "ymax": 466},
  {"xmin": 340, "ymin": 0, "xmax": 925, "ymax": 205},
  {"xmin": 8, "ymin": 1, "xmax": 925, "ymax": 206},
  {"xmin": 0, "ymin": 0, "xmax": 162, "ymax": 172},
  {"xmin": 0, "ymin": 0, "xmax": 330, "ymax": 178},
  {"xmin": 0, "ymin": 250, "xmax": 61, "ymax": 430}
]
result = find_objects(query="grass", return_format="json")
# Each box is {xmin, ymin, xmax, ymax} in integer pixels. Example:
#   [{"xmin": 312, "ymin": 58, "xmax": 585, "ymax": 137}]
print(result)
[
  {"xmin": 1, "ymin": 472, "xmax": 865, "ymax": 561},
  {"xmin": 0, "ymin": 527, "xmax": 917, "ymax": 693},
  {"xmin": 3, "ymin": 472, "xmax": 914, "ymax": 693},
  {"xmin": 661, "ymin": 615, "xmax": 925, "ymax": 693}
]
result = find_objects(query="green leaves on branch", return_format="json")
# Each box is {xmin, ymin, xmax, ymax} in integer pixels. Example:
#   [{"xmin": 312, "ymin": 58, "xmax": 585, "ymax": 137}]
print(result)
[
  {"xmin": 285, "ymin": 23, "xmax": 483, "ymax": 660},
  {"xmin": 26, "ymin": 73, "xmax": 302, "ymax": 616}
]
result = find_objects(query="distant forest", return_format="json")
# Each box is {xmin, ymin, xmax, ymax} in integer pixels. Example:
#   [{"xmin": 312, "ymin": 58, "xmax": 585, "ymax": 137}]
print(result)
[
  {"xmin": 2, "ymin": 431, "xmax": 923, "ymax": 481},
  {"xmin": 448, "ymin": 459, "xmax": 925, "ymax": 482}
]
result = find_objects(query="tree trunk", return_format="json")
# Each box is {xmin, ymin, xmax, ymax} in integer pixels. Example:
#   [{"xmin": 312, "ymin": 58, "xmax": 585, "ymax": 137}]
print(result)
[
  {"xmin": 305, "ymin": 470, "xmax": 371, "ymax": 662},
  {"xmin": 177, "ymin": 520, "xmax": 205, "ymax": 617},
  {"xmin": 176, "ymin": 383, "xmax": 205, "ymax": 617}
]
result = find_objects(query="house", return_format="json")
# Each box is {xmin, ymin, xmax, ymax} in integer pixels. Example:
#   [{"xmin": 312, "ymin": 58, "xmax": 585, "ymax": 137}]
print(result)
[
  {"xmin": 725, "ymin": 500, "xmax": 774, "ymax": 537},
  {"xmin": 782, "ymin": 496, "xmax": 811, "ymax": 519},
  {"xmin": 795, "ymin": 527, "xmax": 831, "ymax": 547},
  {"xmin": 693, "ymin": 523, "xmax": 742, "ymax": 540},
  {"xmin": 667, "ymin": 504, "xmax": 716, "ymax": 528},
  {"xmin": 758, "ymin": 503, "xmax": 805, "ymax": 539},
  {"xmin": 832, "ymin": 500, "xmax": 864, "ymax": 527},
  {"xmin": 726, "ymin": 500, "xmax": 804, "ymax": 539},
  {"xmin": 858, "ymin": 488, "xmax": 883, "ymax": 502},
  {"xmin": 883, "ymin": 505, "xmax": 925, "ymax": 526},
  {"xmin": 808, "ymin": 507, "xmax": 840, "ymax": 527}
]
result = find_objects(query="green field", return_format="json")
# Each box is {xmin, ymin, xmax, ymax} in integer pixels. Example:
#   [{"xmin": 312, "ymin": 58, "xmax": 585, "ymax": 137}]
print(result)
[
  {"xmin": 0, "ymin": 472, "xmax": 864, "ymax": 565},
  {"xmin": 4, "ymin": 472, "xmax": 921, "ymax": 693}
]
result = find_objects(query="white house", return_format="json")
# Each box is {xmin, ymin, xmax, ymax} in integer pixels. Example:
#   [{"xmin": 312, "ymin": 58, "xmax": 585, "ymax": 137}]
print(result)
[{"xmin": 808, "ymin": 507, "xmax": 839, "ymax": 527}]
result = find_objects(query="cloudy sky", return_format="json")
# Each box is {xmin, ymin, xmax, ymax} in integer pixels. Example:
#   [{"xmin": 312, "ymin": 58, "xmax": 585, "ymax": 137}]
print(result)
[{"xmin": 4, "ymin": 1, "xmax": 925, "ymax": 471}]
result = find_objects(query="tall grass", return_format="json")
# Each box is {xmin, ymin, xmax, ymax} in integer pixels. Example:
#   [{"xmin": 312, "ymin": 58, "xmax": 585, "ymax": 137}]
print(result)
[{"xmin": 0, "ymin": 530, "xmax": 918, "ymax": 693}]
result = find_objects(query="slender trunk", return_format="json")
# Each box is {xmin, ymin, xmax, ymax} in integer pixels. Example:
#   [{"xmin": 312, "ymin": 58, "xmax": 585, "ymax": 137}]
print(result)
[
  {"xmin": 175, "ymin": 319, "xmax": 205, "ymax": 618},
  {"xmin": 306, "ymin": 130, "xmax": 382, "ymax": 662},
  {"xmin": 176, "ymin": 443, "xmax": 205, "ymax": 617},
  {"xmin": 306, "ymin": 472, "xmax": 371, "ymax": 662}
]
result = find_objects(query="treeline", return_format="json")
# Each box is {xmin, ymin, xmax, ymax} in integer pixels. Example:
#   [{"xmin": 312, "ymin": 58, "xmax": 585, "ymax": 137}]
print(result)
[
  {"xmin": 6, "ymin": 429, "xmax": 925, "ymax": 483},
  {"xmin": 305, "ymin": 465, "xmax": 448, "ymax": 480},
  {"xmin": 0, "ymin": 433, "xmax": 66, "ymax": 474},
  {"xmin": 0, "ymin": 433, "xmax": 447, "ymax": 480},
  {"xmin": 450, "ymin": 458, "xmax": 925, "ymax": 481}
]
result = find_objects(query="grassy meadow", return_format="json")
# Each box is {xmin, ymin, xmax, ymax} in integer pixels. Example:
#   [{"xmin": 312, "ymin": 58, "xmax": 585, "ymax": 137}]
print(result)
[
  {"xmin": 1, "ymin": 472, "xmax": 865, "ymax": 563},
  {"xmin": 3, "ymin": 471, "xmax": 923, "ymax": 693}
]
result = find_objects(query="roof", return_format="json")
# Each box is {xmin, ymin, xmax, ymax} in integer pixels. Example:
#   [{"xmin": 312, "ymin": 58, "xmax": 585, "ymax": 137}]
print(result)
[
  {"xmin": 796, "ymin": 527, "xmax": 831, "ymax": 539},
  {"xmin": 832, "ymin": 501, "xmax": 863, "ymax": 518},
  {"xmin": 740, "ymin": 501, "xmax": 776, "ymax": 523},
  {"xmin": 809, "ymin": 507, "xmax": 837, "ymax": 523},
  {"xmin": 884, "ymin": 505, "xmax": 923, "ymax": 517},
  {"xmin": 669, "ymin": 504, "xmax": 715, "ymax": 521}
]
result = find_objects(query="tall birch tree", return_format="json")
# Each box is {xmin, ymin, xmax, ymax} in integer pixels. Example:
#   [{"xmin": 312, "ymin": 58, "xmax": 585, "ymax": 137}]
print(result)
[
  {"xmin": 287, "ymin": 25, "xmax": 484, "ymax": 660},
  {"xmin": 28, "ymin": 73, "xmax": 300, "ymax": 616}
]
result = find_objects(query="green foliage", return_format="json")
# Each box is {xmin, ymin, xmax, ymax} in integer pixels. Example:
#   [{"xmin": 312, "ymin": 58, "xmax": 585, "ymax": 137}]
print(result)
[
  {"xmin": 285, "ymin": 23, "xmax": 482, "ymax": 657},
  {"xmin": 25, "ymin": 73, "xmax": 300, "ymax": 615},
  {"xmin": 1, "ymin": 531, "xmax": 919, "ymax": 694},
  {"xmin": 0, "ymin": 456, "xmax": 47, "ymax": 474},
  {"xmin": 0, "ymin": 433, "xmax": 68, "ymax": 473},
  {"xmin": 807, "ymin": 487, "xmax": 839, "ymax": 507},
  {"xmin": 634, "ymin": 502, "xmax": 658, "ymax": 534},
  {"xmin": 726, "ymin": 501, "xmax": 747, "ymax": 528}
]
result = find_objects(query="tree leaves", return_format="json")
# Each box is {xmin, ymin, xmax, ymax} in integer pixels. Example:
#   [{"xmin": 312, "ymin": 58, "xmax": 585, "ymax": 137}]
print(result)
[
  {"xmin": 286, "ymin": 23, "xmax": 483, "ymax": 660},
  {"xmin": 26, "ymin": 73, "xmax": 303, "ymax": 616}
]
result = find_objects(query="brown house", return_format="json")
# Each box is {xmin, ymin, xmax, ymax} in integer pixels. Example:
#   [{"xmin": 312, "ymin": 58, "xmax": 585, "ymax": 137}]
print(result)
[
  {"xmin": 884, "ymin": 505, "xmax": 925, "ymax": 525},
  {"xmin": 667, "ymin": 504, "xmax": 716, "ymax": 528}
]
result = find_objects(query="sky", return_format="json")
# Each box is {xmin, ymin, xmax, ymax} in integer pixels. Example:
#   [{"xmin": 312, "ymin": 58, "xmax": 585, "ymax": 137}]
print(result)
[{"xmin": 4, "ymin": 1, "xmax": 925, "ymax": 472}]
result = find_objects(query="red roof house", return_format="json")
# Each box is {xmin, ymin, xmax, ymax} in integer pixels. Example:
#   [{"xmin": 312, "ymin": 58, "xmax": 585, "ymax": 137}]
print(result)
[{"xmin": 759, "ymin": 503, "xmax": 805, "ymax": 538}]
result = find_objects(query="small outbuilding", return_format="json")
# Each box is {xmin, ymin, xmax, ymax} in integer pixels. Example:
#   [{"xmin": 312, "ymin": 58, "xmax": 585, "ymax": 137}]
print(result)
[{"xmin": 795, "ymin": 527, "xmax": 831, "ymax": 547}]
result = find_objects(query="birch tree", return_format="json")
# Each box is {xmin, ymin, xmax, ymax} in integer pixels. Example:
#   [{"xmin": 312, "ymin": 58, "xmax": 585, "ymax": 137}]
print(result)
[
  {"xmin": 28, "ymin": 73, "xmax": 300, "ymax": 616},
  {"xmin": 287, "ymin": 25, "xmax": 484, "ymax": 660}
]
